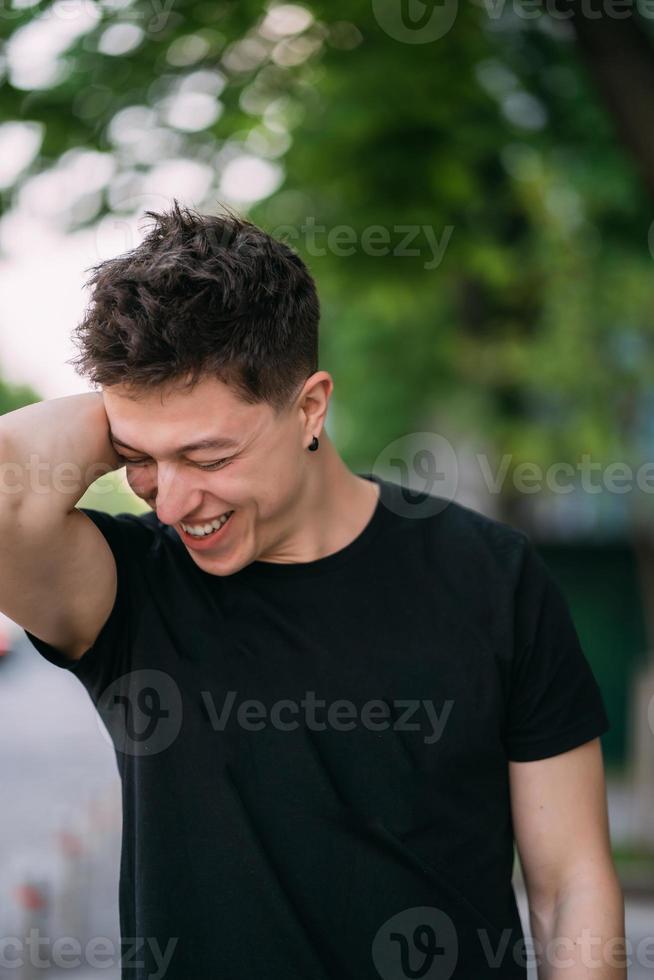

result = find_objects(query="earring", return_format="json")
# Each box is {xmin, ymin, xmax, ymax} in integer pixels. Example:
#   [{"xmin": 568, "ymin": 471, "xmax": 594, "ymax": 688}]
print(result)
[{"xmin": 308, "ymin": 435, "xmax": 319, "ymax": 451}]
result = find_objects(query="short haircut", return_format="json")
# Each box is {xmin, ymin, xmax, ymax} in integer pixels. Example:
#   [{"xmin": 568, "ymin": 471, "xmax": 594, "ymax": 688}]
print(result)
[{"xmin": 69, "ymin": 199, "xmax": 320, "ymax": 413}]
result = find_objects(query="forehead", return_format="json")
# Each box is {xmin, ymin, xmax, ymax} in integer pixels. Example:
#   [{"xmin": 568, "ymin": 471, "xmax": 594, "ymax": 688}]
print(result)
[{"xmin": 102, "ymin": 375, "xmax": 266, "ymax": 452}]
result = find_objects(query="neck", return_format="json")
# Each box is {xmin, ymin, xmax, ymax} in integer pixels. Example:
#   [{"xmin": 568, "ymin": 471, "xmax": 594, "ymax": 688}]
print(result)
[{"xmin": 258, "ymin": 432, "xmax": 380, "ymax": 565}]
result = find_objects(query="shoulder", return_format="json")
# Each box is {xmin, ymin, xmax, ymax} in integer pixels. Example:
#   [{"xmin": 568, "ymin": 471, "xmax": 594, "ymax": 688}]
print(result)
[
  {"xmin": 379, "ymin": 477, "xmax": 531, "ymax": 583},
  {"xmin": 77, "ymin": 506, "xmax": 170, "ymax": 560},
  {"xmin": 76, "ymin": 506, "xmax": 197, "ymax": 601}
]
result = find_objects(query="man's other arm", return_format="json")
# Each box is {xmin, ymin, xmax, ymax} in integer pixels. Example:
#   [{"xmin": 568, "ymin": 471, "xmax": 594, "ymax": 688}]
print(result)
[
  {"xmin": 509, "ymin": 738, "xmax": 627, "ymax": 979},
  {"xmin": 0, "ymin": 392, "xmax": 124, "ymax": 661}
]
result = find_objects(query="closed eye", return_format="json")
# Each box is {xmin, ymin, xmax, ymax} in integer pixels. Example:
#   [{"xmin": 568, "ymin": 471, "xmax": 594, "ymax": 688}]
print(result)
[
  {"xmin": 195, "ymin": 458, "xmax": 231, "ymax": 471},
  {"xmin": 118, "ymin": 455, "xmax": 231, "ymax": 471},
  {"xmin": 118, "ymin": 455, "xmax": 151, "ymax": 467}
]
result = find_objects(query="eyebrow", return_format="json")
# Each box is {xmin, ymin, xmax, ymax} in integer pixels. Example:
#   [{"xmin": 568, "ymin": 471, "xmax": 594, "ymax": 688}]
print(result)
[{"xmin": 109, "ymin": 433, "xmax": 240, "ymax": 455}]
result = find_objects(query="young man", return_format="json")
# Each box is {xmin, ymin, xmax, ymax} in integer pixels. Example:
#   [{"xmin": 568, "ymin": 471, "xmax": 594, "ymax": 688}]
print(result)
[{"xmin": 1, "ymin": 202, "xmax": 625, "ymax": 979}]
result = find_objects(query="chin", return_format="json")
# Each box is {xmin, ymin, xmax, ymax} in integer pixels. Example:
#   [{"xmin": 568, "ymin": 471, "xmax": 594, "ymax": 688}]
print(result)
[{"xmin": 185, "ymin": 542, "xmax": 249, "ymax": 577}]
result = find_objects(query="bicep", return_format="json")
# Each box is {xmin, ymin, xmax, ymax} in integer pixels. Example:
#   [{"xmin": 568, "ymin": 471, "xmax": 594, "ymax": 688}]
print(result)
[
  {"xmin": 509, "ymin": 737, "xmax": 615, "ymax": 907},
  {"xmin": 0, "ymin": 506, "xmax": 117, "ymax": 661}
]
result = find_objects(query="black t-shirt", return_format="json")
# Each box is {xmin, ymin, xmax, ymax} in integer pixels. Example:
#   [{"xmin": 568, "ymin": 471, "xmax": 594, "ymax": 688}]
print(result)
[{"xmin": 24, "ymin": 472, "xmax": 610, "ymax": 980}]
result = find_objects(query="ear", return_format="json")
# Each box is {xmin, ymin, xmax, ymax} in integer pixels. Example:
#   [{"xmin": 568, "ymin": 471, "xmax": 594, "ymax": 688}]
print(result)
[{"xmin": 297, "ymin": 371, "xmax": 333, "ymax": 439}]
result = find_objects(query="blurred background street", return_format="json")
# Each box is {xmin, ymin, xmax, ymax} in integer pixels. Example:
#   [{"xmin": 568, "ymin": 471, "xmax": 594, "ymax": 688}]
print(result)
[{"xmin": 0, "ymin": 635, "xmax": 122, "ymax": 979}]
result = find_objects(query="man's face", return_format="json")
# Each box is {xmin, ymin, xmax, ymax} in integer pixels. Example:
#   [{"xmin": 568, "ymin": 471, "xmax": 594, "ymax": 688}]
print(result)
[{"xmin": 101, "ymin": 373, "xmax": 311, "ymax": 576}]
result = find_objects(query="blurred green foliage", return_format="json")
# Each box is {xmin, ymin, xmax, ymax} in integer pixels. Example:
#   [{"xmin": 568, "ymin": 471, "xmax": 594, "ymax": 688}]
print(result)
[
  {"xmin": 77, "ymin": 469, "xmax": 148, "ymax": 515},
  {"xmin": 1, "ymin": 0, "xmax": 653, "ymax": 493},
  {"xmin": 0, "ymin": 377, "xmax": 40, "ymax": 416}
]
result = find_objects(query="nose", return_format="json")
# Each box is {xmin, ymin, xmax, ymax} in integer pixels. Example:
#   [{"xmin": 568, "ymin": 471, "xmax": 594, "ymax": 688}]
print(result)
[{"xmin": 153, "ymin": 463, "xmax": 201, "ymax": 526}]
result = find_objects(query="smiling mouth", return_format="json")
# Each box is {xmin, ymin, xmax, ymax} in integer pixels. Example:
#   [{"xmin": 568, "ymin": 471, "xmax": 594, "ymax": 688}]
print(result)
[{"xmin": 179, "ymin": 511, "xmax": 234, "ymax": 538}]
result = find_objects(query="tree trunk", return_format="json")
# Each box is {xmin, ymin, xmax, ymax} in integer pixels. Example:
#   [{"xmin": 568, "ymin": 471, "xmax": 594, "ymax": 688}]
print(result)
[{"xmin": 554, "ymin": 0, "xmax": 654, "ymax": 197}]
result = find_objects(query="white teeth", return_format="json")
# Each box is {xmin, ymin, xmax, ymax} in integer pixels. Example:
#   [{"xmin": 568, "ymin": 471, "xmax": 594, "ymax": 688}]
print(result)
[{"xmin": 181, "ymin": 511, "xmax": 232, "ymax": 537}]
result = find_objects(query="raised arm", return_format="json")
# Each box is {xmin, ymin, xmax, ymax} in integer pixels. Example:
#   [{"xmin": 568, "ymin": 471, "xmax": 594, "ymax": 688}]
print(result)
[{"xmin": 0, "ymin": 392, "xmax": 125, "ymax": 661}]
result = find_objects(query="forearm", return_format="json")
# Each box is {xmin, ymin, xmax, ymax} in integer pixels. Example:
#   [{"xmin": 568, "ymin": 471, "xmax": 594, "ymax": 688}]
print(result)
[
  {"xmin": 0, "ymin": 392, "xmax": 123, "ymax": 518},
  {"xmin": 530, "ymin": 873, "xmax": 627, "ymax": 979}
]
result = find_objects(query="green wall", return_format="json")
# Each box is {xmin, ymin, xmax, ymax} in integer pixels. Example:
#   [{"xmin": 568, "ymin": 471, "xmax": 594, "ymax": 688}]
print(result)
[{"xmin": 536, "ymin": 541, "xmax": 649, "ymax": 770}]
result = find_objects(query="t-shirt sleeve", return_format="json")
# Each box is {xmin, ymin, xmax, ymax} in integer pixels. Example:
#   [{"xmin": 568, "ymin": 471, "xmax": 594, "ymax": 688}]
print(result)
[
  {"xmin": 22, "ymin": 507, "xmax": 152, "ymax": 704},
  {"xmin": 503, "ymin": 537, "xmax": 611, "ymax": 762}
]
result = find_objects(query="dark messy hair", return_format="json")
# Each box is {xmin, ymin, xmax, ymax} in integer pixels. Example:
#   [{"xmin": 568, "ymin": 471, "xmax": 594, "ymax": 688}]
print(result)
[{"xmin": 68, "ymin": 199, "xmax": 320, "ymax": 413}]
